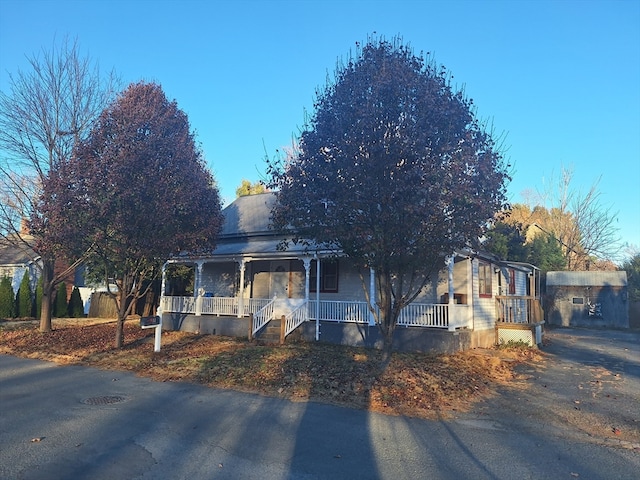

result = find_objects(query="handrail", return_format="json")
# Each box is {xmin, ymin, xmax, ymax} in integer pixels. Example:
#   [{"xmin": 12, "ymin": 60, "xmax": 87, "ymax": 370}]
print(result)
[
  {"xmin": 284, "ymin": 300, "xmax": 309, "ymax": 338},
  {"xmin": 252, "ymin": 297, "xmax": 276, "ymax": 336}
]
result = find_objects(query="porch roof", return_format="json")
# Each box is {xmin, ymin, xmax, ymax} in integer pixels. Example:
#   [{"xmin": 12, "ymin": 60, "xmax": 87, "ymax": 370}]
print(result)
[{"xmin": 171, "ymin": 236, "xmax": 336, "ymax": 262}]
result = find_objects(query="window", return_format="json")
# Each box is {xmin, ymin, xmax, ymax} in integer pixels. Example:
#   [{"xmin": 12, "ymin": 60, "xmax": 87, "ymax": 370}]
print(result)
[
  {"xmin": 478, "ymin": 261, "xmax": 492, "ymax": 297},
  {"xmin": 508, "ymin": 268, "xmax": 516, "ymax": 295},
  {"xmin": 572, "ymin": 297, "xmax": 584, "ymax": 305},
  {"xmin": 310, "ymin": 260, "xmax": 339, "ymax": 293}
]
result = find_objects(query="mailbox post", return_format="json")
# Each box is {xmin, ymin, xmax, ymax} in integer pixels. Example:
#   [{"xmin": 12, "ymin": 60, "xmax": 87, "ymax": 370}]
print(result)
[{"xmin": 140, "ymin": 315, "xmax": 162, "ymax": 352}]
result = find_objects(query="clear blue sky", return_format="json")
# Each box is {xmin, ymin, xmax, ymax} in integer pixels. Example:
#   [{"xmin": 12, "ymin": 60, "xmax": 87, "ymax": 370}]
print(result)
[{"xmin": 1, "ymin": 0, "xmax": 639, "ymax": 257}]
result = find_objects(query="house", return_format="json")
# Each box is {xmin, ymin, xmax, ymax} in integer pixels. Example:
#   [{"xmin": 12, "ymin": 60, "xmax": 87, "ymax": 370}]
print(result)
[
  {"xmin": 545, "ymin": 271, "xmax": 629, "ymax": 328},
  {"xmin": 0, "ymin": 234, "xmax": 41, "ymax": 296},
  {"xmin": 158, "ymin": 193, "xmax": 543, "ymax": 352}
]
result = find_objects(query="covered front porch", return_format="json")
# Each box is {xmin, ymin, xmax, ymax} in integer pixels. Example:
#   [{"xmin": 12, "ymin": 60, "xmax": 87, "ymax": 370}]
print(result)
[{"xmin": 158, "ymin": 253, "xmax": 473, "ymax": 344}]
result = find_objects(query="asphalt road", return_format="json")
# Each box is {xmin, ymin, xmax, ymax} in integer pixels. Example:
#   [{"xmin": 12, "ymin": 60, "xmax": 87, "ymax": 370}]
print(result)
[{"xmin": 1, "ymin": 327, "xmax": 639, "ymax": 479}]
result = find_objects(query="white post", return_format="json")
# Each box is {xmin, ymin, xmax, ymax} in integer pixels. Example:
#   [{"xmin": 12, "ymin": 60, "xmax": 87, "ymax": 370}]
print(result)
[
  {"xmin": 302, "ymin": 257, "xmax": 311, "ymax": 303},
  {"xmin": 447, "ymin": 255, "xmax": 455, "ymax": 331},
  {"xmin": 369, "ymin": 267, "xmax": 376, "ymax": 326},
  {"xmin": 315, "ymin": 255, "xmax": 321, "ymax": 341},
  {"xmin": 195, "ymin": 261, "xmax": 203, "ymax": 316},
  {"xmin": 237, "ymin": 259, "xmax": 246, "ymax": 318},
  {"xmin": 153, "ymin": 321, "xmax": 162, "ymax": 352}
]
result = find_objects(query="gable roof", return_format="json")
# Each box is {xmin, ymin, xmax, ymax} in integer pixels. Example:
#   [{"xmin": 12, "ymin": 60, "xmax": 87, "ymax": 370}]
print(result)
[
  {"xmin": 546, "ymin": 271, "xmax": 627, "ymax": 287},
  {"xmin": 0, "ymin": 234, "xmax": 39, "ymax": 266},
  {"xmin": 219, "ymin": 193, "xmax": 276, "ymax": 237}
]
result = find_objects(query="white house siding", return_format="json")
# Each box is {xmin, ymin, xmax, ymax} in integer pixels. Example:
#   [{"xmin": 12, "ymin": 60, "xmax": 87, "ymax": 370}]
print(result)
[
  {"xmin": 515, "ymin": 271, "xmax": 527, "ymax": 296},
  {"xmin": 472, "ymin": 259, "xmax": 497, "ymax": 331}
]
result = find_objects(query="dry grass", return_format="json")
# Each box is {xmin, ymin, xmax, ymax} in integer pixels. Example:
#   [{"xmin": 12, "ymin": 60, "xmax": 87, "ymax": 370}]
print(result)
[{"xmin": 0, "ymin": 318, "xmax": 542, "ymax": 419}]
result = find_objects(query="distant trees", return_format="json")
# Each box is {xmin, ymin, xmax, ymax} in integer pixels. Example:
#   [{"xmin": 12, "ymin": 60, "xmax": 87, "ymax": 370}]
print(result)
[
  {"xmin": 17, "ymin": 272, "xmax": 33, "ymax": 318},
  {"xmin": 268, "ymin": 37, "xmax": 509, "ymax": 352},
  {"xmin": 68, "ymin": 287, "xmax": 85, "ymax": 318},
  {"xmin": 622, "ymin": 253, "xmax": 640, "ymax": 302},
  {"xmin": 33, "ymin": 82, "xmax": 223, "ymax": 347},
  {"xmin": 483, "ymin": 220, "xmax": 566, "ymax": 273},
  {"xmin": 505, "ymin": 166, "xmax": 621, "ymax": 270},
  {"xmin": 0, "ymin": 38, "xmax": 118, "ymax": 331},
  {"xmin": 0, "ymin": 277, "xmax": 15, "ymax": 319},
  {"xmin": 235, "ymin": 179, "xmax": 266, "ymax": 197},
  {"xmin": 54, "ymin": 283, "xmax": 68, "ymax": 318}
]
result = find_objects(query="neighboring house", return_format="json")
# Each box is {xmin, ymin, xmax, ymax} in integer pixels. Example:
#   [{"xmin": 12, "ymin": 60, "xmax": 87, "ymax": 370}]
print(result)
[
  {"xmin": 0, "ymin": 234, "xmax": 41, "ymax": 295},
  {"xmin": 545, "ymin": 271, "xmax": 629, "ymax": 328},
  {"xmin": 159, "ymin": 193, "xmax": 543, "ymax": 352}
]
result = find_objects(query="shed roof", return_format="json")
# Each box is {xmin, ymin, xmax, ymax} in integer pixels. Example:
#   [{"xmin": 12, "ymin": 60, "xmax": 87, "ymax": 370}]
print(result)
[{"xmin": 546, "ymin": 271, "xmax": 627, "ymax": 287}]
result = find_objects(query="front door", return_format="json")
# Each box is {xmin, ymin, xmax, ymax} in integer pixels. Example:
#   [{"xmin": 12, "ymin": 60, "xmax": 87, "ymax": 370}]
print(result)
[{"xmin": 269, "ymin": 260, "xmax": 290, "ymax": 299}]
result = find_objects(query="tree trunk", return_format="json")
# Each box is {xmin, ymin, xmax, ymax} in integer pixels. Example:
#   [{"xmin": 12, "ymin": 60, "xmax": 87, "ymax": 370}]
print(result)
[
  {"xmin": 38, "ymin": 260, "xmax": 55, "ymax": 333},
  {"xmin": 115, "ymin": 316, "xmax": 124, "ymax": 349},
  {"xmin": 376, "ymin": 269, "xmax": 395, "ymax": 359}
]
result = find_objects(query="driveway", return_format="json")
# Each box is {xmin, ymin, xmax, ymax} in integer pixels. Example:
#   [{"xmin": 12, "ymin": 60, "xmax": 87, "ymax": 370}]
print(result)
[
  {"xmin": 459, "ymin": 327, "xmax": 640, "ymax": 449},
  {"xmin": 1, "ymin": 327, "xmax": 638, "ymax": 479}
]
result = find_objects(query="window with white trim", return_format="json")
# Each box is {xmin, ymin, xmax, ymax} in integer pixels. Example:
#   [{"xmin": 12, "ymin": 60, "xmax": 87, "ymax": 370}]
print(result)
[{"xmin": 478, "ymin": 261, "xmax": 492, "ymax": 297}]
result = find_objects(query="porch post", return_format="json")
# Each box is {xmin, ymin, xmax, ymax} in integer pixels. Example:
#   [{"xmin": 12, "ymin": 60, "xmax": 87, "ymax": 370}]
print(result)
[
  {"xmin": 447, "ymin": 255, "xmax": 455, "ymax": 331},
  {"xmin": 315, "ymin": 255, "xmax": 321, "ymax": 341},
  {"xmin": 195, "ymin": 261, "xmax": 204, "ymax": 316},
  {"xmin": 369, "ymin": 267, "xmax": 376, "ymax": 326},
  {"xmin": 237, "ymin": 259, "xmax": 246, "ymax": 318},
  {"xmin": 302, "ymin": 257, "xmax": 311, "ymax": 302}
]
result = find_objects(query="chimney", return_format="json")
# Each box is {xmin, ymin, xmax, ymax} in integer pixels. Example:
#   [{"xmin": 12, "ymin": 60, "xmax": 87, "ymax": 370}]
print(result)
[{"xmin": 20, "ymin": 218, "xmax": 30, "ymax": 234}]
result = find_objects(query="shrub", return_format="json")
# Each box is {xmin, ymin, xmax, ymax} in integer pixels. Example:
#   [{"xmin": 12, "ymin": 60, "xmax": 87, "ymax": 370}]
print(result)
[
  {"xmin": 68, "ymin": 286, "xmax": 85, "ymax": 318},
  {"xmin": 17, "ymin": 271, "xmax": 33, "ymax": 318},
  {"xmin": 54, "ymin": 282, "xmax": 68, "ymax": 318},
  {"xmin": 0, "ymin": 276, "xmax": 16, "ymax": 319}
]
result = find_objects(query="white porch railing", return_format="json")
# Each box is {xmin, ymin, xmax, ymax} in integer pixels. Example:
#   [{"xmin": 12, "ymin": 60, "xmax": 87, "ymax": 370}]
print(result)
[
  {"xmin": 201, "ymin": 296, "xmax": 237, "ymax": 316},
  {"xmin": 245, "ymin": 298, "xmax": 271, "ymax": 316},
  {"xmin": 161, "ymin": 296, "xmax": 196, "ymax": 314},
  {"xmin": 160, "ymin": 296, "xmax": 468, "ymax": 331},
  {"xmin": 252, "ymin": 298, "xmax": 276, "ymax": 337},
  {"xmin": 309, "ymin": 300, "xmax": 371, "ymax": 323},
  {"xmin": 397, "ymin": 303, "xmax": 449, "ymax": 328},
  {"xmin": 284, "ymin": 301, "xmax": 309, "ymax": 337}
]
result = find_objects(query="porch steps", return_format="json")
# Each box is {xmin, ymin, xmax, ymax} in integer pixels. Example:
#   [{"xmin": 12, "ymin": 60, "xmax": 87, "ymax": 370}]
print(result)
[
  {"xmin": 255, "ymin": 318, "xmax": 282, "ymax": 345},
  {"xmin": 253, "ymin": 317, "xmax": 304, "ymax": 345}
]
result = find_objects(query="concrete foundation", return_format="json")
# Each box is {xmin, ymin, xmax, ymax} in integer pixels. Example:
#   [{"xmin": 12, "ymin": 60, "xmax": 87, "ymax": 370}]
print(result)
[{"xmin": 161, "ymin": 314, "xmax": 500, "ymax": 353}]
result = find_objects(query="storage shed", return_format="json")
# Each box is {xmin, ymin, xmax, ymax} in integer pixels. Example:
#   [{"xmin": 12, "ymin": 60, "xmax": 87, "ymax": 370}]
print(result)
[{"xmin": 545, "ymin": 271, "xmax": 629, "ymax": 328}]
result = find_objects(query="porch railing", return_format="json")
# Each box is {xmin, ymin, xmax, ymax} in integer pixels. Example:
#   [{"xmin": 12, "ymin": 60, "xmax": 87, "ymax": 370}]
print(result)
[
  {"xmin": 161, "ymin": 296, "xmax": 196, "ymax": 314},
  {"xmin": 244, "ymin": 298, "xmax": 271, "ymax": 316},
  {"xmin": 308, "ymin": 300, "xmax": 370, "ymax": 323},
  {"xmin": 201, "ymin": 296, "xmax": 237, "ymax": 316},
  {"xmin": 397, "ymin": 303, "xmax": 449, "ymax": 328},
  {"xmin": 161, "ymin": 296, "xmax": 467, "ymax": 330},
  {"xmin": 495, "ymin": 296, "xmax": 544, "ymax": 324},
  {"xmin": 252, "ymin": 297, "xmax": 276, "ymax": 337},
  {"xmin": 284, "ymin": 301, "xmax": 309, "ymax": 338}
]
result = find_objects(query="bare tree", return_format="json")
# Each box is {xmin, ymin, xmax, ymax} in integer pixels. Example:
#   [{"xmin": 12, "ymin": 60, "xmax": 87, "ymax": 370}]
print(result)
[
  {"xmin": 0, "ymin": 37, "xmax": 118, "ymax": 331},
  {"xmin": 512, "ymin": 165, "xmax": 621, "ymax": 269}
]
